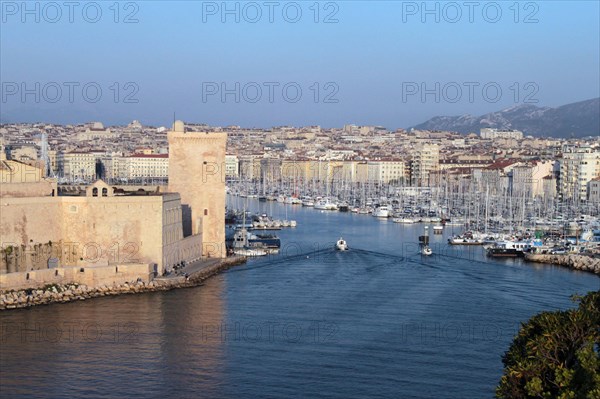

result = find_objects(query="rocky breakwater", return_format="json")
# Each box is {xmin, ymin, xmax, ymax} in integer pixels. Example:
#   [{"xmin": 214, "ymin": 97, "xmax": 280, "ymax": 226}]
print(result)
[
  {"xmin": 0, "ymin": 257, "xmax": 247, "ymax": 310},
  {"xmin": 524, "ymin": 253, "xmax": 600, "ymax": 275}
]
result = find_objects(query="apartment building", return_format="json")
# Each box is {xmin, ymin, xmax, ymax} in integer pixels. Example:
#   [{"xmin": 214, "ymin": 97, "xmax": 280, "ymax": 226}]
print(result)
[
  {"xmin": 559, "ymin": 145, "xmax": 600, "ymax": 202},
  {"xmin": 410, "ymin": 144, "xmax": 440, "ymax": 187}
]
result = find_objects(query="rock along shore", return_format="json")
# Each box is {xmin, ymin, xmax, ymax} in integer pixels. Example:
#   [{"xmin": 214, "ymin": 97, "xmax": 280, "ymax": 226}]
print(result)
[
  {"xmin": 524, "ymin": 253, "xmax": 600, "ymax": 275},
  {"xmin": 0, "ymin": 257, "xmax": 246, "ymax": 311}
]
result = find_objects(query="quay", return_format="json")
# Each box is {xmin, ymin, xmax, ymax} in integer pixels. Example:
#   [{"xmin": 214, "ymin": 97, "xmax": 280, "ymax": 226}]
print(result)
[{"xmin": 0, "ymin": 256, "xmax": 247, "ymax": 311}]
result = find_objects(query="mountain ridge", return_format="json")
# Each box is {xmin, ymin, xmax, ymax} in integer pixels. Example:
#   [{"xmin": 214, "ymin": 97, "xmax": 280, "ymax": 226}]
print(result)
[{"xmin": 410, "ymin": 98, "xmax": 600, "ymax": 138}]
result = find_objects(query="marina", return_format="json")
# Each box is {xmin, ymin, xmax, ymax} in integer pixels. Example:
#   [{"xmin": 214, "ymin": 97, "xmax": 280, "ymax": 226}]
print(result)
[{"xmin": 227, "ymin": 181, "xmax": 600, "ymax": 261}]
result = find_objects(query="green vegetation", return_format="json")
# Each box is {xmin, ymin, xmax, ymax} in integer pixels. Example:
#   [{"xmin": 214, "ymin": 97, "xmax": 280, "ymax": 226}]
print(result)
[{"xmin": 497, "ymin": 291, "xmax": 600, "ymax": 398}]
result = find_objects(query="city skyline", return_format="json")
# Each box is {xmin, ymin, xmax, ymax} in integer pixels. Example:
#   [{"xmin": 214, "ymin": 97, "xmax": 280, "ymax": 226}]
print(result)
[{"xmin": 1, "ymin": 1, "xmax": 599, "ymax": 127}]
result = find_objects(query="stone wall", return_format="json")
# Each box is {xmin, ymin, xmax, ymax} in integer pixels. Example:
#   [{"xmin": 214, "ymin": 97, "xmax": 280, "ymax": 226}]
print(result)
[
  {"xmin": 0, "ymin": 263, "xmax": 153, "ymax": 291},
  {"xmin": 0, "ymin": 197, "xmax": 64, "ymax": 246},
  {"xmin": 0, "ymin": 180, "xmax": 57, "ymax": 198},
  {"xmin": 0, "ymin": 242, "xmax": 55, "ymax": 273},
  {"xmin": 0, "ymin": 192, "xmax": 191, "ymax": 274}
]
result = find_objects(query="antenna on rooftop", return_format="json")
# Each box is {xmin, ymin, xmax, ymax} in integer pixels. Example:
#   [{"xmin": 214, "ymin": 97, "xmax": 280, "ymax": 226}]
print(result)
[{"xmin": 40, "ymin": 132, "xmax": 55, "ymax": 178}]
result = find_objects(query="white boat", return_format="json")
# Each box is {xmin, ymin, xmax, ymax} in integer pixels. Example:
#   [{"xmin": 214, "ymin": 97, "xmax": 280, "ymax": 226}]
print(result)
[
  {"xmin": 231, "ymin": 228, "xmax": 269, "ymax": 257},
  {"xmin": 421, "ymin": 246, "xmax": 433, "ymax": 256},
  {"xmin": 315, "ymin": 199, "xmax": 338, "ymax": 210},
  {"xmin": 393, "ymin": 218, "xmax": 416, "ymax": 224},
  {"xmin": 335, "ymin": 237, "xmax": 349, "ymax": 251},
  {"xmin": 314, "ymin": 200, "xmax": 328, "ymax": 210},
  {"xmin": 290, "ymin": 220, "xmax": 297, "ymax": 227},
  {"xmin": 448, "ymin": 231, "xmax": 485, "ymax": 245},
  {"xmin": 276, "ymin": 195, "xmax": 285, "ymax": 203},
  {"xmin": 446, "ymin": 219, "xmax": 465, "ymax": 226},
  {"xmin": 433, "ymin": 225, "xmax": 444, "ymax": 232},
  {"xmin": 373, "ymin": 205, "xmax": 391, "ymax": 218},
  {"xmin": 302, "ymin": 198, "xmax": 315, "ymax": 207},
  {"xmin": 234, "ymin": 247, "xmax": 268, "ymax": 257}
]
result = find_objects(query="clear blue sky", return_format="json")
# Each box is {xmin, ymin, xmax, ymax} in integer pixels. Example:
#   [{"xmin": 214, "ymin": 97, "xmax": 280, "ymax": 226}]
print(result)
[{"xmin": 1, "ymin": 1, "xmax": 599, "ymax": 128}]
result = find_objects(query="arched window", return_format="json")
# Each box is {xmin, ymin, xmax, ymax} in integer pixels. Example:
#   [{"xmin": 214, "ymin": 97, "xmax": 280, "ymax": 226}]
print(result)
[
  {"xmin": 92, "ymin": 187, "xmax": 98, "ymax": 197},
  {"xmin": 102, "ymin": 188, "xmax": 108, "ymax": 197}
]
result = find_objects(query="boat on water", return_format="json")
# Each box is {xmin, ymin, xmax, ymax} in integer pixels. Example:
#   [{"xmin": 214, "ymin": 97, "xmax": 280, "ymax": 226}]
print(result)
[
  {"xmin": 234, "ymin": 247, "xmax": 269, "ymax": 257},
  {"xmin": 315, "ymin": 199, "xmax": 338, "ymax": 210},
  {"xmin": 419, "ymin": 227, "xmax": 432, "ymax": 255},
  {"xmin": 302, "ymin": 197, "xmax": 315, "ymax": 207},
  {"xmin": 393, "ymin": 217, "xmax": 416, "ymax": 224},
  {"xmin": 228, "ymin": 228, "xmax": 280, "ymax": 256},
  {"xmin": 230, "ymin": 228, "xmax": 269, "ymax": 256},
  {"xmin": 445, "ymin": 219, "xmax": 466, "ymax": 226},
  {"xmin": 433, "ymin": 225, "xmax": 444, "ymax": 234},
  {"xmin": 338, "ymin": 202, "xmax": 349, "ymax": 212},
  {"xmin": 448, "ymin": 231, "xmax": 485, "ymax": 245},
  {"xmin": 335, "ymin": 237, "xmax": 349, "ymax": 251},
  {"xmin": 486, "ymin": 239, "xmax": 543, "ymax": 257},
  {"xmin": 373, "ymin": 205, "xmax": 391, "ymax": 218}
]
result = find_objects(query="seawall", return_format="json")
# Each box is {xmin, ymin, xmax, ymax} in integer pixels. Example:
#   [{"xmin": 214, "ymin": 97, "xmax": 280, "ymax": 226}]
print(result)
[
  {"xmin": 0, "ymin": 256, "xmax": 246, "ymax": 310},
  {"xmin": 524, "ymin": 253, "xmax": 600, "ymax": 275}
]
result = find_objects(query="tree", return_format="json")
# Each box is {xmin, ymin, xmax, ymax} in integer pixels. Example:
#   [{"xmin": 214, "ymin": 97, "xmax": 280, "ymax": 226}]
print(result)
[{"xmin": 497, "ymin": 290, "xmax": 600, "ymax": 398}]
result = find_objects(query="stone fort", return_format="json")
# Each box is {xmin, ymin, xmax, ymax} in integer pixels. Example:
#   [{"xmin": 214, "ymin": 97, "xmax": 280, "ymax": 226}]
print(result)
[{"xmin": 0, "ymin": 122, "xmax": 227, "ymax": 287}]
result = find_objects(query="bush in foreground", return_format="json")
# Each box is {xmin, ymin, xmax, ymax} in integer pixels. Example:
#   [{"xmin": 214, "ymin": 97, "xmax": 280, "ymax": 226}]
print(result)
[{"xmin": 497, "ymin": 290, "xmax": 600, "ymax": 398}]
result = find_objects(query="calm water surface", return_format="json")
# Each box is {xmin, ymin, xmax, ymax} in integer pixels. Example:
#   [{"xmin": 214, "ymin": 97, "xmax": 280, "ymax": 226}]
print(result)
[{"xmin": 1, "ymin": 199, "xmax": 598, "ymax": 398}]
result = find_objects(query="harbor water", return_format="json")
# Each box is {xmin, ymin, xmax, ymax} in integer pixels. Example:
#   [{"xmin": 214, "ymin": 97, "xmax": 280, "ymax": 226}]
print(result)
[{"xmin": 1, "ymin": 199, "xmax": 598, "ymax": 398}]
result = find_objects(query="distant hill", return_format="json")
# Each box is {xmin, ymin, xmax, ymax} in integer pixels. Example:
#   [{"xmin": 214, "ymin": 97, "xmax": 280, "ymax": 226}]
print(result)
[{"xmin": 410, "ymin": 98, "xmax": 599, "ymax": 138}]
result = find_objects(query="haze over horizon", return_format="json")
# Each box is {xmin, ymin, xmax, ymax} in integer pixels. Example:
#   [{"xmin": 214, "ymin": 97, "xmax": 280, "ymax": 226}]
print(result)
[{"xmin": 1, "ymin": 1, "xmax": 599, "ymax": 128}]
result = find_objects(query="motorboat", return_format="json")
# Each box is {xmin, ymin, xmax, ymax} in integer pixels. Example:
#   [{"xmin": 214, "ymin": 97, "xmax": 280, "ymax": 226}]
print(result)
[
  {"xmin": 315, "ymin": 199, "xmax": 338, "ymax": 210},
  {"xmin": 335, "ymin": 237, "xmax": 349, "ymax": 251},
  {"xmin": 230, "ymin": 228, "xmax": 270, "ymax": 257},
  {"xmin": 448, "ymin": 231, "xmax": 485, "ymax": 245},
  {"xmin": 373, "ymin": 205, "xmax": 391, "ymax": 218},
  {"xmin": 486, "ymin": 239, "xmax": 543, "ymax": 257},
  {"xmin": 234, "ymin": 247, "xmax": 268, "ymax": 257},
  {"xmin": 421, "ymin": 246, "xmax": 433, "ymax": 256},
  {"xmin": 302, "ymin": 197, "xmax": 315, "ymax": 207},
  {"xmin": 393, "ymin": 217, "xmax": 416, "ymax": 224}
]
